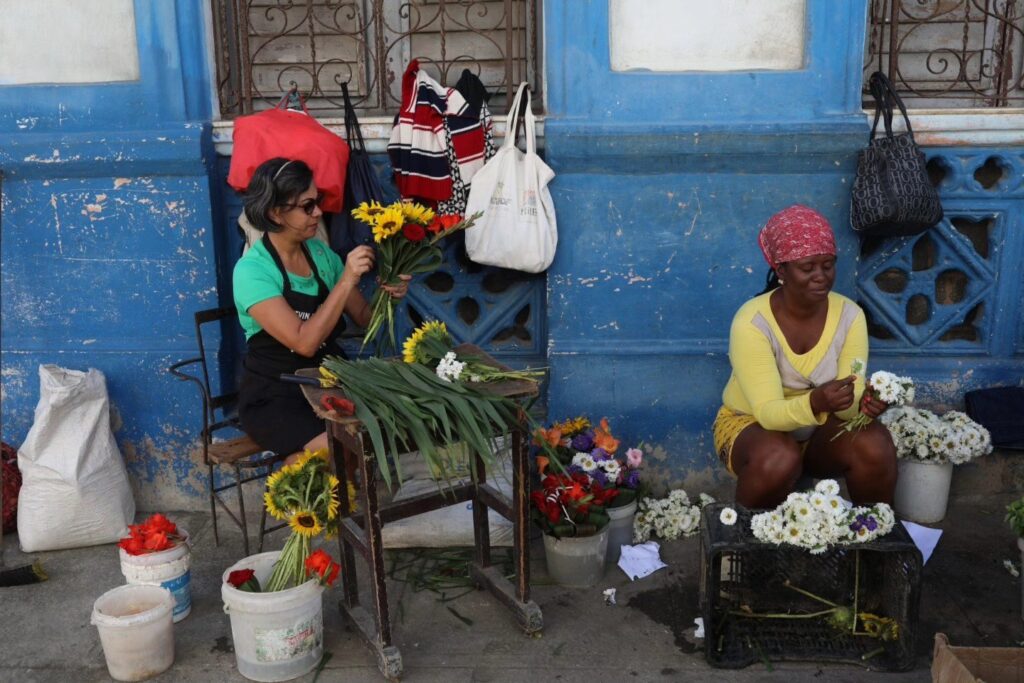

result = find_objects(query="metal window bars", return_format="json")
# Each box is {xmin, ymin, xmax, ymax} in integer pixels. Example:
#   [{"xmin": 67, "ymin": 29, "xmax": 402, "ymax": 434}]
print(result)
[
  {"xmin": 864, "ymin": 0, "xmax": 1024, "ymax": 108},
  {"xmin": 211, "ymin": 0, "xmax": 542, "ymax": 118}
]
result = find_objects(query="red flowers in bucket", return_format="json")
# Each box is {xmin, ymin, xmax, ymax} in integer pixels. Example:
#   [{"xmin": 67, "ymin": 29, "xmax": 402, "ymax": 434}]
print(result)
[
  {"xmin": 226, "ymin": 569, "xmax": 261, "ymax": 592},
  {"xmin": 304, "ymin": 549, "xmax": 340, "ymax": 587},
  {"xmin": 118, "ymin": 513, "xmax": 184, "ymax": 556}
]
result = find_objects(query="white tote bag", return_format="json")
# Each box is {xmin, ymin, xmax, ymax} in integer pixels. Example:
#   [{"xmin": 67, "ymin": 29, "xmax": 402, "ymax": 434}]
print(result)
[
  {"xmin": 17, "ymin": 365, "xmax": 135, "ymax": 552},
  {"xmin": 464, "ymin": 83, "xmax": 557, "ymax": 273}
]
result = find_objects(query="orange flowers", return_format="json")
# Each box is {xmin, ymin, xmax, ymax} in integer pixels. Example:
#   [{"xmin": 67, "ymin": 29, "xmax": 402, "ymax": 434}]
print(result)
[
  {"xmin": 118, "ymin": 513, "xmax": 184, "ymax": 556},
  {"xmin": 304, "ymin": 549, "xmax": 340, "ymax": 587},
  {"xmin": 533, "ymin": 426, "xmax": 563, "ymax": 449},
  {"xmin": 593, "ymin": 418, "xmax": 620, "ymax": 454}
]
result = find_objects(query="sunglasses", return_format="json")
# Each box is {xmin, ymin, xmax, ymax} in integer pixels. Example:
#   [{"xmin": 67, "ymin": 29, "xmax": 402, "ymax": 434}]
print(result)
[{"xmin": 282, "ymin": 193, "xmax": 324, "ymax": 216}]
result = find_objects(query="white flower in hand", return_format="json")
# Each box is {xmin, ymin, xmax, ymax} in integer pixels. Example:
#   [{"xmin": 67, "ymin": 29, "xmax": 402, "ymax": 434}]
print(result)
[{"xmin": 719, "ymin": 507, "xmax": 738, "ymax": 526}]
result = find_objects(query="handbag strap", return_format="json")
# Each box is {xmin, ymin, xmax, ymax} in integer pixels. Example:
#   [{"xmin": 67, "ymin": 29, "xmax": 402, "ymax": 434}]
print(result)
[
  {"xmin": 503, "ymin": 82, "xmax": 530, "ymax": 151},
  {"xmin": 868, "ymin": 71, "xmax": 914, "ymax": 141},
  {"xmin": 341, "ymin": 82, "xmax": 366, "ymax": 153},
  {"xmin": 276, "ymin": 87, "xmax": 310, "ymax": 115}
]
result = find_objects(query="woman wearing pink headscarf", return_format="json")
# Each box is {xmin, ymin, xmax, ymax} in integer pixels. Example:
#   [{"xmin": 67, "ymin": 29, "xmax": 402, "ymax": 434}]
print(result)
[{"xmin": 714, "ymin": 205, "xmax": 896, "ymax": 509}]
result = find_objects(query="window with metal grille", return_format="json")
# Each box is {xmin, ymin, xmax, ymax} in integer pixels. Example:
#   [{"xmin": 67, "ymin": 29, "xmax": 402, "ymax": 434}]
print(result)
[
  {"xmin": 211, "ymin": 0, "xmax": 542, "ymax": 118},
  {"xmin": 864, "ymin": 0, "xmax": 1024, "ymax": 108}
]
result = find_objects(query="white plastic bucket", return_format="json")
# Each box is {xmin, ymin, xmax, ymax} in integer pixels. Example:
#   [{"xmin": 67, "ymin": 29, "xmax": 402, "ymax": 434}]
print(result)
[
  {"xmin": 893, "ymin": 459, "xmax": 954, "ymax": 524},
  {"xmin": 605, "ymin": 499, "xmax": 637, "ymax": 565},
  {"xmin": 543, "ymin": 528, "xmax": 609, "ymax": 588},
  {"xmin": 222, "ymin": 551, "xmax": 325, "ymax": 682},
  {"xmin": 119, "ymin": 528, "xmax": 191, "ymax": 622},
  {"xmin": 91, "ymin": 584, "xmax": 175, "ymax": 682}
]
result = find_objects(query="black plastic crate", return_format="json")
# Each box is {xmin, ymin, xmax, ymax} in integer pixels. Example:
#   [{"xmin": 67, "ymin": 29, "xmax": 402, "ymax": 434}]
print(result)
[{"xmin": 700, "ymin": 503, "xmax": 922, "ymax": 671}]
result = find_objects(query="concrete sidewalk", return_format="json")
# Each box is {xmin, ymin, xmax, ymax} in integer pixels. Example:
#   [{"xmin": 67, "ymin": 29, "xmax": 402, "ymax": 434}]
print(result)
[{"xmin": 1, "ymin": 490, "xmax": 1021, "ymax": 683}]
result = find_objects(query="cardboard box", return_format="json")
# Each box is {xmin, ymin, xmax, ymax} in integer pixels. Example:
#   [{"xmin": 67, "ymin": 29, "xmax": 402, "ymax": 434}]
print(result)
[{"xmin": 932, "ymin": 633, "xmax": 1024, "ymax": 683}]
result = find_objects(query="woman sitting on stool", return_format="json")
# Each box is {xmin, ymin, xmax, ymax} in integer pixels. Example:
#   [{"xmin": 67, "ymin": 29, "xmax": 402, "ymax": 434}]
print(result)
[
  {"xmin": 713, "ymin": 205, "xmax": 896, "ymax": 509},
  {"xmin": 232, "ymin": 158, "xmax": 410, "ymax": 466}
]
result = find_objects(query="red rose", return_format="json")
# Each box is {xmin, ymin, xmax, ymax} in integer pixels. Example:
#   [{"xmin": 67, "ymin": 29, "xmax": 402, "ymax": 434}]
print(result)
[
  {"xmin": 227, "ymin": 568, "xmax": 261, "ymax": 592},
  {"xmin": 305, "ymin": 549, "xmax": 341, "ymax": 587},
  {"xmin": 402, "ymin": 222, "xmax": 426, "ymax": 242}
]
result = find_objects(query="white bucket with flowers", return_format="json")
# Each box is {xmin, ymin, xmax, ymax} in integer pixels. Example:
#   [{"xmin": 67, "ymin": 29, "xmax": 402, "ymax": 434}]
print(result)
[
  {"xmin": 882, "ymin": 408, "xmax": 993, "ymax": 523},
  {"xmin": 221, "ymin": 449, "xmax": 347, "ymax": 682}
]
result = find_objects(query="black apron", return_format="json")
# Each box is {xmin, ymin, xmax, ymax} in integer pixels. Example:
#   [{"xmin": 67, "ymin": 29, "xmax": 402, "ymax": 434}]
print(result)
[{"xmin": 237, "ymin": 235, "xmax": 347, "ymax": 454}]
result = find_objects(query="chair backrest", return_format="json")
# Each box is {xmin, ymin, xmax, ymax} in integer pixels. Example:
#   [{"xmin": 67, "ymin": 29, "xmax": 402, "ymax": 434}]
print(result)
[{"xmin": 193, "ymin": 306, "xmax": 241, "ymax": 425}]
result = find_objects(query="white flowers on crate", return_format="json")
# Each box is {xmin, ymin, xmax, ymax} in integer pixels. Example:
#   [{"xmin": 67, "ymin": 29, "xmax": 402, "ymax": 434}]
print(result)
[
  {"xmin": 719, "ymin": 507, "xmax": 738, "ymax": 526},
  {"xmin": 834, "ymin": 359, "xmax": 915, "ymax": 439},
  {"xmin": 633, "ymin": 489, "xmax": 715, "ymax": 543},
  {"xmin": 435, "ymin": 351, "xmax": 466, "ymax": 383},
  {"xmin": 750, "ymin": 479, "xmax": 895, "ymax": 554},
  {"xmin": 881, "ymin": 407, "xmax": 992, "ymax": 465}
]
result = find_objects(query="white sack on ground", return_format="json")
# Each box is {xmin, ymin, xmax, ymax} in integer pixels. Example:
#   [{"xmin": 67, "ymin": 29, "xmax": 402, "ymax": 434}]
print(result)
[{"xmin": 17, "ymin": 365, "xmax": 135, "ymax": 552}]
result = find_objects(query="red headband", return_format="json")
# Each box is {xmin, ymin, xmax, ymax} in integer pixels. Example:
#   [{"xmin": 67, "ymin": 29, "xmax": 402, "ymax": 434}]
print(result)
[{"xmin": 758, "ymin": 205, "xmax": 836, "ymax": 271}]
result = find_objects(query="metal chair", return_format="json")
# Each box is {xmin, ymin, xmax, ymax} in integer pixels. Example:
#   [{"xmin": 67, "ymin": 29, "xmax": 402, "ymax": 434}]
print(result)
[{"xmin": 168, "ymin": 306, "xmax": 286, "ymax": 555}]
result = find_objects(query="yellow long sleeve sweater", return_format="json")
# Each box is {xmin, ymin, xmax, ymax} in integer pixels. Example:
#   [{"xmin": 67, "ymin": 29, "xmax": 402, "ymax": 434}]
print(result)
[{"xmin": 721, "ymin": 291, "xmax": 868, "ymax": 433}]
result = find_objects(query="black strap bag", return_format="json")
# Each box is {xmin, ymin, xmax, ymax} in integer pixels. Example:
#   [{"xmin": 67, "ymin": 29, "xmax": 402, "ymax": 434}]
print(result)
[
  {"xmin": 329, "ymin": 83, "xmax": 386, "ymax": 259},
  {"xmin": 850, "ymin": 72, "xmax": 943, "ymax": 237}
]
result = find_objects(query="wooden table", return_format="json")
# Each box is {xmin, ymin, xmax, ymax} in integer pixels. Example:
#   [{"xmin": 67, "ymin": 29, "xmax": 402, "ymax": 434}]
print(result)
[{"xmin": 298, "ymin": 345, "xmax": 543, "ymax": 680}]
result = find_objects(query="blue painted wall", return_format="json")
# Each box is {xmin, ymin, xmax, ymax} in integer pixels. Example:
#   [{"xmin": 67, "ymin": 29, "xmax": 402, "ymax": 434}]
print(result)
[
  {"xmin": 0, "ymin": 0, "xmax": 220, "ymax": 509},
  {"xmin": 2, "ymin": 0, "xmax": 1020, "ymax": 509}
]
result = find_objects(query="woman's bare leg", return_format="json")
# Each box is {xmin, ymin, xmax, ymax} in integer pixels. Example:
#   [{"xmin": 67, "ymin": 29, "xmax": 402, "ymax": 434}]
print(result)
[
  {"xmin": 803, "ymin": 415, "xmax": 897, "ymax": 505},
  {"xmin": 731, "ymin": 424, "xmax": 804, "ymax": 509}
]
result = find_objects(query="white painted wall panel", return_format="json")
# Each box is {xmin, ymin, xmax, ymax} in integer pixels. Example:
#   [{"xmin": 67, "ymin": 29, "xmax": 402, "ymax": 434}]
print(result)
[
  {"xmin": 609, "ymin": 0, "xmax": 806, "ymax": 72},
  {"xmin": 0, "ymin": 0, "xmax": 140, "ymax": 85}
]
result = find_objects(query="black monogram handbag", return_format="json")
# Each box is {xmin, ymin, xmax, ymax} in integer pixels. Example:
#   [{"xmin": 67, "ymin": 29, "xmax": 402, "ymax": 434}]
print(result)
[{"xmin": 850, "ymin": 72, "xmax": 943, "ymax": 237}]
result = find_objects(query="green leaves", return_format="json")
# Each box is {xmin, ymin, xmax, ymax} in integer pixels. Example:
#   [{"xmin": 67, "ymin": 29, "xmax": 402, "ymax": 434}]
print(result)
[{"xmin": 320, "ymin": 355, "xmax": 520, "ymax": 491}]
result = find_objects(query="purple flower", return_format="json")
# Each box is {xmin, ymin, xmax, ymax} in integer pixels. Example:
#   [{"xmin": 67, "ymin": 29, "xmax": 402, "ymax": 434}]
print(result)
[
  {"xmin": 590, "ymin": 447, "xmax": 609, "ymax": 462},
  {"xmin": 589, "ymin": 468, "xmax": 607, "ymax": 488},
  {"xmin": 571, "ymin": 432, "xmax": 594, "ymax": 452},
  {"xmin": 849, "ymin": 514, "xmax": 878, "ymax": 533},
  {"xmin": 624, "ymin": 469, "xmax": 641, "ymax": 489},
  {"xmin": 567, "ymin": 464, "xmax": 584, "ymax": 477}
]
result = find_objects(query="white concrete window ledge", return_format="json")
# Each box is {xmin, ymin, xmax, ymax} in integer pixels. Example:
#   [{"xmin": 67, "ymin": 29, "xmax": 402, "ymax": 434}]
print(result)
[
  {"xmin": 863, "ymin": 109, "xmax": 1024, "ymax": 147},
  {"xmin": 212, "ymin": 115, "xmax": 545, "ymax": 157}
]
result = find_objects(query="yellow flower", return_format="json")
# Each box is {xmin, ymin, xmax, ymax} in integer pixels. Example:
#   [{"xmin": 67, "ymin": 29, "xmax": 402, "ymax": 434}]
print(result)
[
  {"xmin": 326, "ymin": 475, "xmax": 341, "ymax": 519},
  {"xmin": 265, "ymin": 467, "xmax": 290, "ymax": 497},
  {"xmin": 554, "ymin": 416, "xmax": 590, "ymax": 435},
  {"xmin": 264, "ymin": 491, "xmax": 287, "ymax": 520},
  {"xmin": 294, "ymin": 448, "xmax": 329, "ymax": 471},
  {"xmin": 319, "ymin": 366, "xmax": 340, "ymax": 385},
  {"xmin": 288, "ymin": 509, "xmax": 323, "ymax": 537},
  {"xmin": 372, "ymin": 206, "xmax": 405, "ymax": 243},
  {"xmin": 351, "ymin": 200, "xmax": 385, "ymax": 226},
  {"xmin": 401, "ymin": 201, "xmax": 436, "ymax": 226},
  {"xmin": 402, "ymin": 320, "xmax": 448, "ymax": 364}
]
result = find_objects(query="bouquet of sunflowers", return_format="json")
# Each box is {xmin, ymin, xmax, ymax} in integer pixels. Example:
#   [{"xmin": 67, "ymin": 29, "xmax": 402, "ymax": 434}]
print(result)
[
  {"xmin": 351, "ymin": 201, "xmax": 482, "ymax": 352},
  {"xmin": 402, "ymin": 320, "xmax": 546, "ymax": 384},
  {"xmin": 260, "ymin": 449, "xmax": 354, "ymax": 592}
]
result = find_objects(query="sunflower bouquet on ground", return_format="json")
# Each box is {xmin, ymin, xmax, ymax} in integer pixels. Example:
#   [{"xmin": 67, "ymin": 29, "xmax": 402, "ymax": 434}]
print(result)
[
  {"xmin": 351, "ymin": 201, "xmax": 482, "ymax": 352},
  {"xmin": 833, "ymin": 359, "xmax": 915, "ymax": 440},
  {"xmin": 259, "ymin": 449, "xmax": 351, "ymax": 592},
  {"xmin": 402, "ymin": 320, "xmax": 546, "ymax": 384}
]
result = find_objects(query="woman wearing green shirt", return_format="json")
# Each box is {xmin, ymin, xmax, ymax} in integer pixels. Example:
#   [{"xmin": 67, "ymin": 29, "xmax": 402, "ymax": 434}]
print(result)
[{"xmin": 232, "ymin": 158, "xmax": 410, "ymax": 463}]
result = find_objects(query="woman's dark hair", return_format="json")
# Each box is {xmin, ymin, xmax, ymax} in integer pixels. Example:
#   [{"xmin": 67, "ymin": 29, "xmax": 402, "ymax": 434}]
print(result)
[
  {"xmin": 759, "ymin": 267, "xmax": 781, "ymax": 294},
  {"xmin": 242, "ymin": 158, "xmax": 315, "ymax": 233}
]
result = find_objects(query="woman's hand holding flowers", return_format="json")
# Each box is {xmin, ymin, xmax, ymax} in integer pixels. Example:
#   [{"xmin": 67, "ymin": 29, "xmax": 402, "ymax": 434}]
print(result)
[
  {"xmin": 810, "ymin": 375, "xmax": 856, "ymax": 414},
  {"xmin": 378, "ymin": 273, "xmax": 412, "ymax": 299},
  {"xmin": 341, "ymin": 245, "xmax": 375, "ymax": 285}
]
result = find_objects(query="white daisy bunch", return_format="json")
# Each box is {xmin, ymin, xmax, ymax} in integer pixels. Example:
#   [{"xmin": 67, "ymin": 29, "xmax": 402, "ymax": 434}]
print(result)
[
  {"xmin": 867, "ymin": 371, "xmax": 915, "ymax": 407},
  {"xmin": 751, "ymin": 479, "xmax": 895, "ymax": 553},
  {"xmin": 434, "ymin": 351, "xmax": 466, "ymax": 382},
  {"xmin": 882, "ymin": 407, "xmax": 992, "ymax": 464},
  {"xmin": 834, "ymin": 362, "xmax": 915, "ymax": 439},
  {"xmin": 633, "ymin": 489, "xmax": 715, "ymax": 543}
]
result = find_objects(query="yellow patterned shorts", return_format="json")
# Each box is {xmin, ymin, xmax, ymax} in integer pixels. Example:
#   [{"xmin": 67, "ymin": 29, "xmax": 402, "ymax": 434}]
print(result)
[
  {"xmin": 712, "ymin": 405, "xmax": 813, "ymax": 476},
  {"xmin": 712, "ymin": 406, "xmax": 758, "ymax": 476}
]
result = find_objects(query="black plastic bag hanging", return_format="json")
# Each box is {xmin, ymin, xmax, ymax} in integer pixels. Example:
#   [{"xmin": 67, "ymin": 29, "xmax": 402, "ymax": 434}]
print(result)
[{"xmin": 330, "ymin": 83, "xmax": 386, "ymax": 259}]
